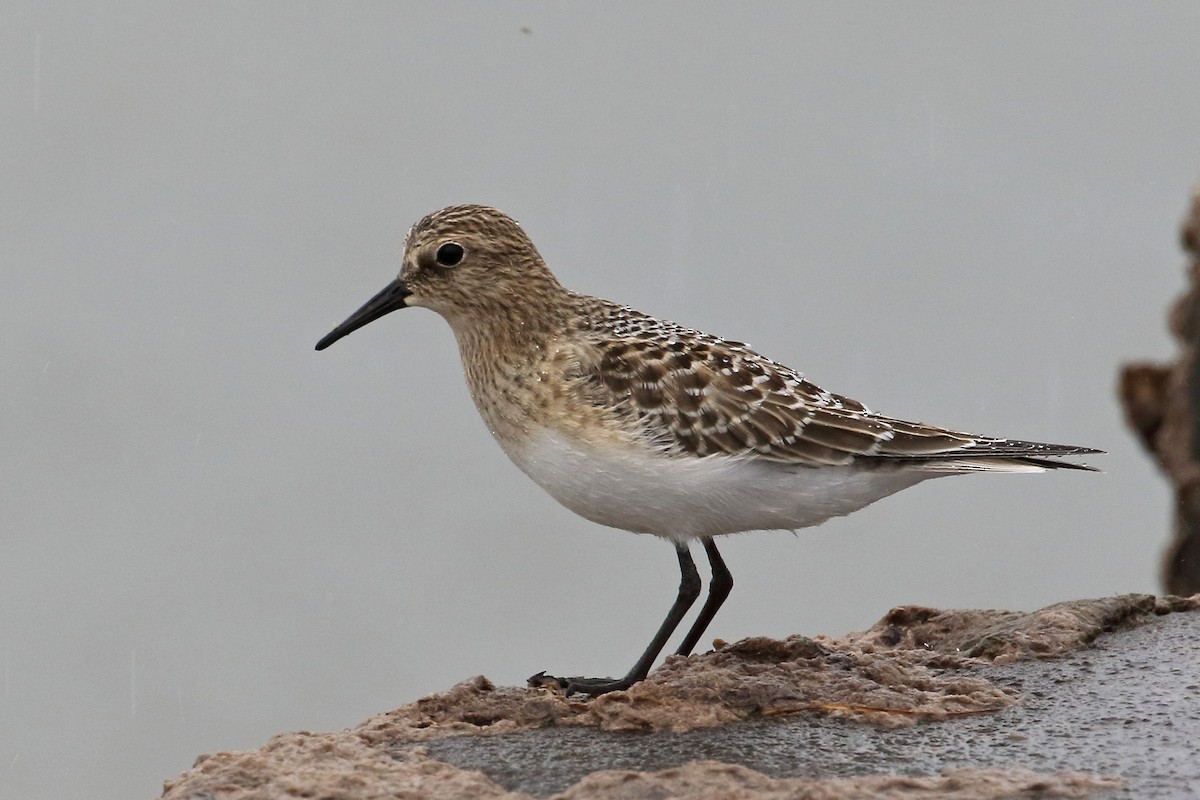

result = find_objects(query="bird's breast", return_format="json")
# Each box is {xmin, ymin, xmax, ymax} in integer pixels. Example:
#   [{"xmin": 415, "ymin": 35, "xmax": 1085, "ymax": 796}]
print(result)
[{"xmin": 458, "ymin": 333, "xmax": 624, "ymax": 449}]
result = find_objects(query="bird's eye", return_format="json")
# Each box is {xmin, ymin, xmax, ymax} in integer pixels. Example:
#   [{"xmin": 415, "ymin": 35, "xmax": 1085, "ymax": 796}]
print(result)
[{"xmin": 435, "ymin": 242, "xmax": 465, "ymax": 267}]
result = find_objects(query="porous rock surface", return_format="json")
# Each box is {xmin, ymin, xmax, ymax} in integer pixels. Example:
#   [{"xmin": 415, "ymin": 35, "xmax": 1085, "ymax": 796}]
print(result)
[
  {"xmin": 553, "ymin": 763, "xmax": 1121, "ymax": 799},
  {"xmin": 163, "ymin": 594, "xmax": 1197, "ymax": 799}
]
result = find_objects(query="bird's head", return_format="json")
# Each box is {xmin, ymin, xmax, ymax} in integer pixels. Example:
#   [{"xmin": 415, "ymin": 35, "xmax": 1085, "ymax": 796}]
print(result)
[{"xmin": 316, "ymin": 205, "xmax": 563, "ymax": 350}]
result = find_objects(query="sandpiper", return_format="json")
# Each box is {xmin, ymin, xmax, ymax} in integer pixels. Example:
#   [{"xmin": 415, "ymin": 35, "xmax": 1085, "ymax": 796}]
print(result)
[{"xmin": 316, "ymin": 204, "xmax": 1100, "ymax": 696}]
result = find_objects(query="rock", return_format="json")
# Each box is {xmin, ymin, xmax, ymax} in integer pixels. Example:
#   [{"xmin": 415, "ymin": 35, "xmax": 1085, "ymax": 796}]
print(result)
[
  {"xmin": 554, "ymin": 763, "xmax": 1121, "ymax": 800},
  {"xmin": 162, "ymin": 594, "xmax": 1200, "ymax": 799},
  {"xmin": 1119, "ymin": 188, "xmax": 1200, "ymax": 594}
]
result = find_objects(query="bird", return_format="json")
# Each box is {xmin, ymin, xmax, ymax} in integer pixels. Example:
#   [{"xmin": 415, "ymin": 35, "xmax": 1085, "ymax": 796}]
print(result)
[{"xmin": 315, "ymin": 204, "xmax": 1100, "ymax": 697}]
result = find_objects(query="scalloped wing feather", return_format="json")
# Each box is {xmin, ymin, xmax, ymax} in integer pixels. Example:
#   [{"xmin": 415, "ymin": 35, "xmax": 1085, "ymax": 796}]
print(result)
[{"xmin": 577, "ymin": 302, "xmax": 1099, "ymax": 472}]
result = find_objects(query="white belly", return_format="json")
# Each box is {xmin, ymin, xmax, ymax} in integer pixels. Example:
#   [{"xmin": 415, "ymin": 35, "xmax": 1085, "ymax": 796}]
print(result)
[{"xmin": 504, "ymin": 428, "xmax": 938, "ymax": 541}]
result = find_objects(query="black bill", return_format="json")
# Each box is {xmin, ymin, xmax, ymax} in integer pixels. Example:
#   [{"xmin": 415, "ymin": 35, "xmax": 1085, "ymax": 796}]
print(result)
[{"xmin": 315, "ymin": 278, "xmax": 411, "ymax": 351}]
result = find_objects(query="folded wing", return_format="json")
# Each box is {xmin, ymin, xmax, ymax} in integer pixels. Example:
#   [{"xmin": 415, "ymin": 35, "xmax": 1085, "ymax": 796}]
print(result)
[{"xmin": 586, "ymin": 331, "xmax": 1100, "ymax": 473}]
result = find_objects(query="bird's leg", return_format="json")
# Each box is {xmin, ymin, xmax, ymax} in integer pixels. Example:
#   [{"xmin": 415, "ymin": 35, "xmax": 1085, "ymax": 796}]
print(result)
[
  {"xmin": 674, "ymin": 537, "xmax": 733, "ymax": 657},
  {"xmin": 542, "ymin": 543, "xmax": 701, "ymax": 697}
]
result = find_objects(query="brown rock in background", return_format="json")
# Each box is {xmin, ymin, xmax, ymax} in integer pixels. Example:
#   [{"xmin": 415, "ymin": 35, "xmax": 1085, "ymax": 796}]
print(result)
[{"xmin": 1119, "ymin": 189, "xmax": 1200, "ymax": 594}]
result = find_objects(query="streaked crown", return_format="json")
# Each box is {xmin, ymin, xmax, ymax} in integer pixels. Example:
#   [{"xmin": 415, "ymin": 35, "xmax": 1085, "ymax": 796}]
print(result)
[{"xmin": 398, "ymin": 205, "xmax": 565, "ymax": 324}]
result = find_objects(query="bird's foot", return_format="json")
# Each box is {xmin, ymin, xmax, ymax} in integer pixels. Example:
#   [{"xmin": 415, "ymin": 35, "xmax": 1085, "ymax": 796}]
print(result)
[
  {"xmin": 564, "ymin": 675, "xmax": 637, "ymax": 697},
  {"xmin": 526, "ymin": 671, "xmax": 636, "ymax": 697},
  {"xmin": 526, "ymin": 671, "xmax": 568, "ymax": 691}
]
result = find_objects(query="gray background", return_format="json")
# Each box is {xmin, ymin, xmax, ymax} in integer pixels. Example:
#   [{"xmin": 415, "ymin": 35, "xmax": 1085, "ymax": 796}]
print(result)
[{"xmin": 2, "ymin": 3, "xmax": 1196, "ymax": 798}]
